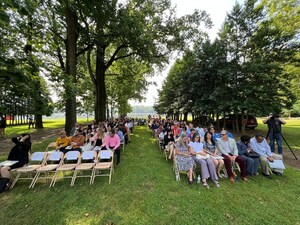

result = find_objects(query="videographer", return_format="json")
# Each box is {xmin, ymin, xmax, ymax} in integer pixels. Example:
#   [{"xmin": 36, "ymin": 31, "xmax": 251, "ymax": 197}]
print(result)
[
  {"xmin": 0, "ymin": 134, "xmax": 31, "ymax": 192},
  {"xmin": 263, "ymin": 113, "xmax": 286, "ymax": 155}
]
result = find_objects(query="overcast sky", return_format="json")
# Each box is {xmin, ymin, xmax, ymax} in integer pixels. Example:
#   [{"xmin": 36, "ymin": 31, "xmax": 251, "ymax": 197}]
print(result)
[{"xmin": 130, "ymin": 0, "xmax": 244, "ymax": 106}]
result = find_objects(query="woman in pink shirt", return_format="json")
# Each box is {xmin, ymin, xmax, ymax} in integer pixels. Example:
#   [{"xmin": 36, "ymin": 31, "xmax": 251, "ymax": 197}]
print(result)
[{"xmin": 105, "ymin": 129, "xmax": 121, "ymax": 165}]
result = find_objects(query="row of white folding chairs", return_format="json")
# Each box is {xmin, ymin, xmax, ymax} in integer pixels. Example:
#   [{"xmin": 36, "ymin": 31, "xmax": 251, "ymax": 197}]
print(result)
[
  {"xmin": 10, "ymin": 150, "xmax": 114, "ymax": 189},
  {"xmin": 47, "ymin": 141, "xmax": 126, "ymax": 152}
]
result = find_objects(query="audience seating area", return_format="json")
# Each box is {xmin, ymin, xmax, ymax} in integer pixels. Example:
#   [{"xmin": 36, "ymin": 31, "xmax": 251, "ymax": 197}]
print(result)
[
  {"xmin": 9, "ymin": 144, "xmax": 123, "ymax": 189},
  {"xmin": 149, "ymin": 117, "xmax": 284, "ymax": 186}
]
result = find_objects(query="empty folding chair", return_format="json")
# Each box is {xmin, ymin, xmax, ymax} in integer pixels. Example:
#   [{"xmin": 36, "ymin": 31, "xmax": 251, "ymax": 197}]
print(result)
[
  {"xmin": 81, "ymin": 143, "xmax": 94, "ymax": 152},
  {"xmin": 29, "ymin": 151, "xmax": 64, "ymax": 188},
  {"xmin": 91, "ymin": 150, "xmax": 114, "ymax": 184},
  {"xmin": 71, "ymin": 150, "xmax": 97, "ymax": 186},
  {"xmin": 10, "ymin": 152, "xmax": 48, "ymax": 189},
  {"xmin": 50, "ymin": 151, "xmax": 80, "ymax": 187},
  {"xmin": 45, "ymin": 142, "xmax": 57, "ymax": 152}
]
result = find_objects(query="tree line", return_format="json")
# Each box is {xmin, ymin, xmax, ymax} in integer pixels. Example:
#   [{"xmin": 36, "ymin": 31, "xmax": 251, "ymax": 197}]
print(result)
[
  {"xmin": 154, "ymin": 0, "xmax": 300, "ymax": 132},
  {"xmin": 0, "ymin": 0, "xmax": 212, "ymax": 133}
]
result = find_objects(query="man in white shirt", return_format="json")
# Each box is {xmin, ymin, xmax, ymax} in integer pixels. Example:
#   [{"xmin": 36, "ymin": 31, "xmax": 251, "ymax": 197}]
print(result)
[{"xmin": 249, "ymin": 134, "xmax": 283, "ymax": 177}]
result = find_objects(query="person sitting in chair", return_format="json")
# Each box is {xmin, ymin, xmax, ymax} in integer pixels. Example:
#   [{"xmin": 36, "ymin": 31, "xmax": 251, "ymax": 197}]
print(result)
[
  {"xmin": 249, "ymin": 134, "xmax": 283, "ymax": 178},
  {"xmin": 217, "ymin": 130, "xmax": 248, "ymax": 183},
  {"xmin": 237, "ymin": 134, "xmax": 259, "ymax": 176},
  {"xmin": 174, "ymin": 133, "xmax": 196, "ymax": 185},
  {"xmin": 55, "ymin": 131, "xmax": 70, "ymax": 152},
  {"xmin": 69, "ymin": 129, "xmax": 85, "ymax": 153},
  {"xmin": 189, "ymin": 133, "xmax": 220, "ymax": 188},
  {"xmin": 105, "ymin": 129, "xmax": 121, "ymax": 165}
]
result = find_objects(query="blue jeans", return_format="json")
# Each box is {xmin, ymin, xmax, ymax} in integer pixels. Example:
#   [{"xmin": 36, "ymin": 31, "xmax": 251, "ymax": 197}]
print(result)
[
  {"xmin": 269, "ymin": 133, "xmax": 283, "ymax": 154},
  {"xmin": 240, "ymin": 155, "xmax": 259, "ymax": 175}
]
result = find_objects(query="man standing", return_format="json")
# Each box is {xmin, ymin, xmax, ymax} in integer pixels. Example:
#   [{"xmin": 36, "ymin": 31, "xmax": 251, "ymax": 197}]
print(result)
[
  {"xmin": 249, "ymin": 134, "xmax": 283, "ymax": 177},
  {"xmin": 217, "ymin": 130, "xmax": 248, "ymax": 183},
  {"xmin": 28, "ymin": 115, "xmax": 34, "ymax": 129},
  {"xmin": 263, "ymin": 113, "xmax": 286, "ymax": 155},
  {"xmin": 0, "ymin": 113, "xmax": 7, "ymax": 138}
]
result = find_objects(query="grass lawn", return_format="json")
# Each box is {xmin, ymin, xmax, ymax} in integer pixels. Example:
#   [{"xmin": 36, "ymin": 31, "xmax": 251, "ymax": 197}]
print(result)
[
  {"xmin": 0, "ymin": 125, "xmax": 299, "ymax": 225},
  {"xmin": 3, "ymin": 118, "xmax": 91, "ymax": 138}
]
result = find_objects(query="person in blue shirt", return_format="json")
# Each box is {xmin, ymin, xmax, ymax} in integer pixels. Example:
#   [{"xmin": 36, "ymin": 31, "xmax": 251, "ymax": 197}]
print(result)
[
  {"xmin": 237, "ymin": 135, "xmax": 259, "ymax": 176},
  {"xmin": 116, "ymin": 127, "xmax": 124, "ymax": 143}
]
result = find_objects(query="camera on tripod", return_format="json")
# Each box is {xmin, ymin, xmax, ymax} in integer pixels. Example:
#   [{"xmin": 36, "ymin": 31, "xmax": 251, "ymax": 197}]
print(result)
[{"xmin": 269, "ymin": 113, "xmax": 278, "ymax": 120}]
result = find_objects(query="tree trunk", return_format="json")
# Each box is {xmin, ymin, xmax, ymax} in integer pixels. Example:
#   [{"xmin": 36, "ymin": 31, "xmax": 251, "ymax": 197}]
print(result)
[
  {"xmin": 106, "ymin": 102, "xmax": 109, "ymax": 119},
  {"xmin": 95, "ymin": 45, "xmax": 107, "ymax": 122},
  {"xmin": 216, "ymin": 112, "xmax": 220, "ymax": 130},
  {"xmin": 183, "ymin": 112, "xmax": 188, "ymax": 122},
  {"xmin": 241, "ymin": 111, "xmax": 246, "ymax": 134},
  {"xmin": 64, "ymin": 5, "xmax": 79, "ymax": 135},
  {"xmin": 35, "ymin": 114, "xmax": 43, "ymax": 129}
]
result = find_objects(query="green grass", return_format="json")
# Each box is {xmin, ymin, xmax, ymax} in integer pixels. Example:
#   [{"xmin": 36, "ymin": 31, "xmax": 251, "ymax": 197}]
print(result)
[
  {"xmin": 0, "ymin": 125, "xmax": 300, "ymax": 225},
  {"xmin": 3, "ymin": 118, "xmax": 92, "ymax": 138}
]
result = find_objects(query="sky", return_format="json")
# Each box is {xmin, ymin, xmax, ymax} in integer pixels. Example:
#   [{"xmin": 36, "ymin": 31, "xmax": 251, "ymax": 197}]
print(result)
[{"xmin": 130, "ymin": 0, "xmax": 244, "ymax": 106}]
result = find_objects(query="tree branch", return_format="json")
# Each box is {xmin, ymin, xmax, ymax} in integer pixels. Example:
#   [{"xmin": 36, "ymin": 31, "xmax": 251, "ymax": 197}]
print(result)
[
  {"xmin": 106, "ymin": 73, "xmax": 121, "ymax": 76},
  {"xmin": 105, "ymin": 44, "xmax": 128, "ymax": 69},
  {"xmin": 87, "ymin": 49, "xmax": 96, "ymax": 86},
  {"xmin": 49, "ymin": 27, "xmax": 66, "ymax": 44},
  {"xmin": 57, "ymin": 46, "xmax": 65, "ymax": 70},
  {"xmin": 77, "ymin": 43, "xmax": 94, "ymax": 58},
  {"xmin": 114, "ymin": 52, "xmax": 136, "ymax": 61}
]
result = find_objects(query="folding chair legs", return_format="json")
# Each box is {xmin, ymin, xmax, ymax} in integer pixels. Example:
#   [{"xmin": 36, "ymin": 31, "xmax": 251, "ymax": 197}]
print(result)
[
  {"xmin": 10, "ymin": 173, "xmax": 21, "ymax": 189},
  {"xmin": 91, "ymin": 169, "xmax": 96, "ymax": 184},
  {"xmin": 50, "ymin": 171, "xmax": 59, "ymax": 187},
  {"xmin": 29, "ymin": 172, "xmax": 40, "ymax": 188},
  {"xmin": 70, "ymin": 170, "xmax": 77, "ymax": 186}
]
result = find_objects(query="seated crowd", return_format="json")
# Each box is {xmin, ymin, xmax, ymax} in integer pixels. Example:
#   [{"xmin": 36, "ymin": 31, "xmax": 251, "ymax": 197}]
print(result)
[
  {"xmin": 0, "ymin": 118, "xmax": 134, "ymax": 192},
  {"xmin": 55, "ymin": 118, "xmax": 134, "ymax": 165},
  {"xmin": 149, "ymin": 117, "xmax": 284, "ymax": 188}
]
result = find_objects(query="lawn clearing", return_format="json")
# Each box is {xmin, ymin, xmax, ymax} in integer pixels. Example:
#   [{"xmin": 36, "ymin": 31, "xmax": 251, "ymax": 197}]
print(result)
[
  {"xmin": 2, "ymin": 118, "xmax": 91, "ymax": 138},
  {"xmin": 0, "ymin": 125, "xmax": 299, "ymax": 225}
]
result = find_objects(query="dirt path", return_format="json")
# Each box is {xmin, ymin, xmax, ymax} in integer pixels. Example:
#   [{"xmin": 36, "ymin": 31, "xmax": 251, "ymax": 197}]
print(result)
[{"xmin": 0, "ymin": 127, "xmax": 299, "ymax": 169}]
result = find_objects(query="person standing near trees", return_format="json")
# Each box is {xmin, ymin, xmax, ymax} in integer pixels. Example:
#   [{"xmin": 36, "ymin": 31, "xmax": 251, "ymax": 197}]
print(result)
[
  {"xmin": 263, "ymin": 113, "xmax": 286, "ymax": 155},
  {"xmin": 28, "ymin": 115, "xmax": 34, "ymax": 129},
  {"xmin": 0, "ymin": 113, "xmax": 7, "ymax": 138}
]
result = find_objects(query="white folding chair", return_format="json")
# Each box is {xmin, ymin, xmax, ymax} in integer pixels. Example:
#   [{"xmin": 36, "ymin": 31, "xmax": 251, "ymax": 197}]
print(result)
[
  {"xmin": 91, "ymin": 150, "xmax": 114, "ymax": 184},
  {"xmin": 10, "ymin": 152, "xmax": 48, "ymax": 189},
  {"xmin": 45, "ymin": 142, "xmax": 57, "ymax": 152},
  {"xmin": 29, "ymin": 151, "xmax": 64, "ymax": 188},
  {"xmin": 71, "ymin": 150, "xmax": 97, "ymax": 186},
  {"xmin": 173, "ymin": 154, "xmax": 195, "ymax": 181},
  {"xmin": 50, "ymin": 151, "xmax": 80, "ymax": 187},
  {"xmin": 120, "ymin": 141, "xmax": 125, "ymax": 151}
]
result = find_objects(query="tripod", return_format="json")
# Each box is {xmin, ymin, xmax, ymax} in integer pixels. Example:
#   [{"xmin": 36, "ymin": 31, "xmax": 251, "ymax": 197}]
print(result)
[{"xmin": 266, "ymin": 119, "xmax": 298, "ymax": 160}]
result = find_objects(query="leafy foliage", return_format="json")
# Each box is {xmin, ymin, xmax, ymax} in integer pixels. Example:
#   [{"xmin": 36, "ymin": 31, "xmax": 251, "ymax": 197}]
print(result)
[{"xmin": 155, "ymin": 0, "xmax": 300, "ymax": 129}]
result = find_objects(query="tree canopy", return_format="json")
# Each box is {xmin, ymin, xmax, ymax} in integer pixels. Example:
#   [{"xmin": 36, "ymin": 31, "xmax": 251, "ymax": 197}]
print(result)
[{"xmin": 155, "ymin": 0, "xmax": 300, "ymax": 131}]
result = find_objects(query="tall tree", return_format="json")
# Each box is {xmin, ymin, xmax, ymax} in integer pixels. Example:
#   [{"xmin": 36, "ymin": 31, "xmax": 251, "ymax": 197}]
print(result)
[{"xmin": 83, "ymin": 0, "xmax": 212, "ymax": 121}]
